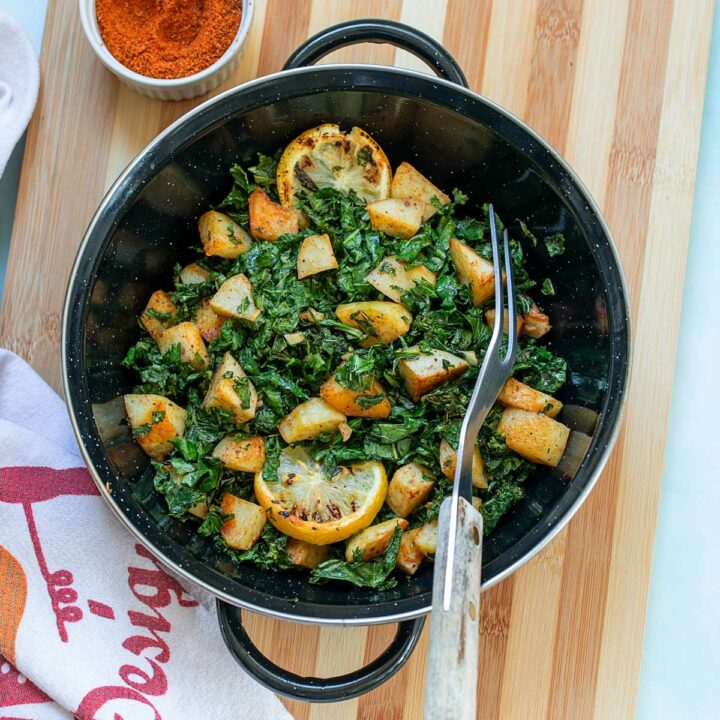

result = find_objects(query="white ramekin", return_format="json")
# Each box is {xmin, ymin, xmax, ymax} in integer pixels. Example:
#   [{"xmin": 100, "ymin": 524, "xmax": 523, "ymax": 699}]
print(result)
[{"xmin": 78, "ymin": 0, "xmax": 255, "ymax": 101}]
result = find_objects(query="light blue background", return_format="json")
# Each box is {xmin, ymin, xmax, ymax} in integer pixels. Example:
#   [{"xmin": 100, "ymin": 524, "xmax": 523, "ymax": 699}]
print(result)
[{"xmin": 0, "ymin": 3, "xmax": 718, "ymax": 716}]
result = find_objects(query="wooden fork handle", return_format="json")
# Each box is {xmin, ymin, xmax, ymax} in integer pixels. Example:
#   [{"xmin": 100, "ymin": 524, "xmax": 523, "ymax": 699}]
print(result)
[{"xmin": 424, "ymin": 496, "xmax": 484, "ymax": 720}]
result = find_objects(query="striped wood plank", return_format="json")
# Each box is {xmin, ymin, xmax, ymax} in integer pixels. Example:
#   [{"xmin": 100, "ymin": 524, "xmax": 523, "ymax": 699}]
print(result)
[{"xmin": 0, "ymin": 0, "xmax": 713, "ymax": 718}]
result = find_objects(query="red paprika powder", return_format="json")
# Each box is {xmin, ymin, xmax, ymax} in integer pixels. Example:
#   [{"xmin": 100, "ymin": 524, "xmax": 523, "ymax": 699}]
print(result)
[{"xmin": 96, "ymin": 0, "xmax": 242, "ymax": 80}]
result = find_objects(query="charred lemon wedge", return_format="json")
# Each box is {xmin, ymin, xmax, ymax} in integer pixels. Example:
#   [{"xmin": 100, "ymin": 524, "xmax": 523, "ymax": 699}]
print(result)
[
  {"xmin": 276, "ymin": 124, "xmax": 392, "ymax": 209},
  {"xmin": 254, "ymin": 446, "xmax": 387, "ymax": 545}
]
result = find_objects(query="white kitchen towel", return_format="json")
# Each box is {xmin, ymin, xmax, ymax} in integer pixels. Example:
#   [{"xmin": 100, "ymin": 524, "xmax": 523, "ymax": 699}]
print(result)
[
  {"xmin": 0, "ymin": 349, "xmax": 293, "ymax": 720},
  {"xmin": 0, "ymin": 11, "xmax": 40, "ymax": 177}
]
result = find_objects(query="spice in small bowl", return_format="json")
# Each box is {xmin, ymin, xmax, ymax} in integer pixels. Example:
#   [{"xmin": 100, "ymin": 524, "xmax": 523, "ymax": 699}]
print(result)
[
  {"xmin": 96, "ymin": 0, "xmax": 241, "ymax": 79},
  {"xmin": 79, "ymin": 0, "xmax": 255, "ymax": 101}
]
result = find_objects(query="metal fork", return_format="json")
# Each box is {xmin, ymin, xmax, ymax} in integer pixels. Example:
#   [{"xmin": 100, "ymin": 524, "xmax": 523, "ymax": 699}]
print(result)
[{"xmin": 424, "ymin": 206, "xmax": 517, "ymax": 720}]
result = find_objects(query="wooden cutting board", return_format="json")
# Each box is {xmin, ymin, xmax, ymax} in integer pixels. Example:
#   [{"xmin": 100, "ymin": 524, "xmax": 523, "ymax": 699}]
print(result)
[{"xmin": 1, "ymin": 0, "xmax": 714, "ymax": 717}]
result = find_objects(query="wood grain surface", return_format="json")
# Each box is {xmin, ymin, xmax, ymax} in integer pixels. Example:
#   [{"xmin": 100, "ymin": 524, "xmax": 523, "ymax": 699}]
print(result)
[{"xmin": 1, "ymin": 1, "xmax": 714, "ymax": 718}]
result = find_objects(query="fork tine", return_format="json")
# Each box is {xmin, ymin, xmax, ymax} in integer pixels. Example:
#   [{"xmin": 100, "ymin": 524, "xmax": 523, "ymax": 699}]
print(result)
[
  {"xmin": 488, "ymin": 206, "xmax": 505, "ymax": 351},
  {"xmin": 503, "ymin": 229, "xmax": 518, "ymax": 366}
]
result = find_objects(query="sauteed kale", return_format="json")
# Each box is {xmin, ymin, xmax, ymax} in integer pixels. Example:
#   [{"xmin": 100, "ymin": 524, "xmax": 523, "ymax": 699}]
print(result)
[{"xmin": 122, "ymin": 124, "xmax": 570, "ymax": 589}]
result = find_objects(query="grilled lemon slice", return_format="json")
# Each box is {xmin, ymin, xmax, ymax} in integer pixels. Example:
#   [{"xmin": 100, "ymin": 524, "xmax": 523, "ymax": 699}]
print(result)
[
  {"xmin": 254, "ymin": 446, "xmax": 387, "ymax": 545},
  {"xmin": 276, "ymin": 124, "xmax": 392, "ymax": 209}
]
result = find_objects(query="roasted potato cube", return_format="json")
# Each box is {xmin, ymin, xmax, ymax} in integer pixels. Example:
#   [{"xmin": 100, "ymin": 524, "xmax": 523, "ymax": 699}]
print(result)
[
  {"xmin": 192, "ymin": 298, "xmax": 227, "ymax": 342},
  {"xmin": 405, "ymin": 263, "xmax": 437, "ymax": 287},
  {"xmin": 439, "ymin": 438, "xmax": 487, "ymax": 489},
  {"xmin": 472, "ymin": 496, "xmax": 483, "ymax": 513},
  {"xmin": 319, "ymin": 373, "xmax": 392, "ymax": 419},
  {"xmin": 179, "ymin": 262, "xmax": 211, "ymax": 285},
  {"xmin": 367, "ymin": 198, "xmax": 424, "ymax": 239},
  {"xmin": 364, "ymin": 256, "xmax": 411, "ymax": 303},
  {"xmin": 449, "ymin": 237, "xmax": 500, "ymax": 306},
  {"xmin": 212, "ymin": 435, "xmax": 265, "ymax": 473},
  {"xmin": 496, "ymin": 408, "xmax": 570, "ymax": 467},
  {"xmin": 498, "ymin": 377, "xmax": 562, "ymax": 418},
  {"xmin": 345, "ymin": 518, "xmax": 409, "ymax": 563},
  {"xmin": 157, "ymin": 322, "xmax": 209, "ymax": 369},
  {"xmin": 198, "ymin": 210, "xmax": 252, "ymax": 258},
  {"xmin": 297, "ymin": 233, "xmax": 338, "ymax": 279},
  {"xmin": 336, "ymin": 301, "xmax": 412, "ymax": 346},
  {"xmin": 338, "ymin": 422, "xmax": 353, "ymax": 442},
  {"xmin": 414, "ymin": 520, "xmax": 438, "ymax": 556},
  {"xmin": 284, "ymin": 332, "xmax": 305, "ymax": 346},
  {"xmin": 140, "ymin": 290, "xmax": 177, "ymax": 340},
  {"xmin": 209, "ymin": 273, "xmax": 260, "ymax": 322},
  {"xmin": 220, "ymin": 492, "xmax": 267, "ymax": 550},
  {"xmin": 365, "ymin": 257, "xmax": 437, "ymax": 303},
  {"xmin": 277, "ymin": 397, "xmax": 346, "ymax": 444},
  {"xmin": 124, "ymin": 394, "xmax": 187, "ymax": 460},
  {"xmin": 248, "ymin": 188, "xmax": 299, "ymax": 241},
  {"xmin": 398, "ymin": 347, "xmax": 468, "ymax": 401},
  {"xmin": 299, "ymin": 307, "xmax": 325, "ymax": 323},
  {"xmin": 203, "ymin": 352, "xmax": 257, "ymax": 424},
  {"xmin": 523, "ymin": 304, "xmax": 551, "ymax": 338},
  {"xmin": 396, "ymin": 529, "xmax": 424, "ymax": 575},
  {"xmin": 387, "ymin": 463, "xmax": 435, "ymax": 517},
  {"xmin": 390, "ymin": 161, "xmax": 450, "ymax": 219},
  {"xmin": 484, "ymin": 308, "xmax": 523, "ymax": 337},
  {"xmin": 286, "ymin": 538, "xmax": 331, "ymax": 569}
]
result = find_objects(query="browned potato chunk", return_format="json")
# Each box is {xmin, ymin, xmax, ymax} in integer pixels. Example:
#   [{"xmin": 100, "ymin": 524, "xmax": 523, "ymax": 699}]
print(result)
[
  {"xmin": 336, "ymin": 301, "xmax": 412, "ymax": 346},
  {"xmin": 209, "ymin": 273, "xmax": 261, "ymax": 322},
  {"xmin": 220, "ymin": 492, "xmax": 267, "ymax": 550},
  {"xmin": 284, "ymin": 332, "xmax": 305, "ymax": 346},
  {"xmin": 484, "ymin": 308, "xmax": 523, "ymax": 337},
  {"xmin": 414, "ymin": 520, "xmax": 438, "ymax": 556},
  {"xmin": 179, "ymin": 262, "xmax": 211, "ymax": 285},
  {"xmin": 277, "ymin": 398, "xmax": 346, "ymax": 444},
  {"xmin": 498, "ymin": 377, "xmax": 562, "ymax": 418},
  {"xmin": 387, "ymin": 463, "xmax": 435, "ymax": 517},
  {"xmin": 319, "ymin": 373, "xmax": 392, "ymax": 419},
  {"xmin": 396, "ymin": 529, "xmax": 424, "ymax": 575},
  {"xmin": 439, "ymin": 438, "xmax": 487, "ymax": 489},
  {"xmin": 523, "ymin": 304, "xmax": 551, "ymax": 338},
  {"xmin": 297, "ymin": 233, "xmax": 338, "ymax": 279},
  {"xmin": 390, "ymin": 161, "xmax": 450, "ymax": 220},
  {"xmin": 212, "ymin": 435, "xmax": 265, "ymax": 473},
  {"xmin": 472, "ymin": 496, "xmax": 483, "ymax": 513},
  {"xmin": 140, "ymin": 290, "xmax": 177, "ymax": 341},
  {"xmin": 124, "ymin": 394, "xmax": 187, "ymax": 460},
  {"xmin": 449, "ymin": 237, "xmax": 499, "ymax": 306},
  {"xmin": 157, "ymin": 322, "xmax": 209, "ymax": 369},
  {"xmin": 345, "ymin": 518, "xmax": 409, "ymax": 562},
  {"xmin": 496, "ymin": 408, "xmax": 570, "ymax": 467},
  {"xmin": 248, "ymin": 188, "xmax": 299, "ymax": 241},
  {"xmin": 192, "ymin": 298, "xmax": 227, "ymax": 342},
  {"xmin": 198, "ymin": 210, "xmax": 253, "ymax": 258},
  {"xmin": 203, "ymin": 352, "xmax": 257, "ymax": 424},
  {"xmin": 286, "ymin": 538, "xmax": 331, "ymax": 569},
  {"xmin": 405, "ymin": 264, "xmax": 437, "ymax": 287},
  {"xmin": 367, "ymin": 198, "xmax": 424, "ymax": 239},
  {"xmin": 398, "ymin": 347, "xmax": 468, "ymax": 401},
  {"xmin": 299, "ymin": 307, "xmax": 325, "ymax": 323},
  {"xmin": 364, "ymin": 256, "xmax": 411, "ymax": 303},
  {"xmin": 338, "ymin": 422, "xmax": 353, "ymax": 442},
  {"xmin": 364, "ymin": 257, "xmax": 436, "ymax": 303}
]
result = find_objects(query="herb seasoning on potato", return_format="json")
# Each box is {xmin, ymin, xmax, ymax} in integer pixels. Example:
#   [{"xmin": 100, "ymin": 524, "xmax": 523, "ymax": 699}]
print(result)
[{"xmin": 122, "ymin": 125, "xmax": 571, "ymax": 590}]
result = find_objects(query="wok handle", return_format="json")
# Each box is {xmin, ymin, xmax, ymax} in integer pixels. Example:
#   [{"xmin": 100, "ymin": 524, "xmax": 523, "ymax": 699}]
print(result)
[
  {"xmin": 216, "ymin": 600, "xmax": 426, "ymax": 703},
  {"xmin": 283, "ymin": 19, "xmax": 469, "ymax": 88}
]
